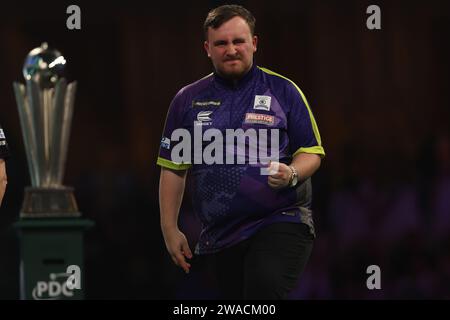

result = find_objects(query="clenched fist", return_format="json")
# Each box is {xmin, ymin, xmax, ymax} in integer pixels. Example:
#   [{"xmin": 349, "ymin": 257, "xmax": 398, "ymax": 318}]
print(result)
[{"xmin": 267, "ymin": 161, "xmax": 292, "ymax": 189}]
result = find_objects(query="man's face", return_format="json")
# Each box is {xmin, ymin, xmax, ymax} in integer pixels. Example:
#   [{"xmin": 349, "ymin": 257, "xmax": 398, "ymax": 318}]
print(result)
[{"xmin": 204, "ymin": 16, "xmax": 257, "ymax": 80}]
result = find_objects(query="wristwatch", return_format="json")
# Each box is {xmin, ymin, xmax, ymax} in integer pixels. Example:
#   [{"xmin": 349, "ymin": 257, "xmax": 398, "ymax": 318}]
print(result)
[{"xmin": 288, "ymin": 165, "xmax": 298, "ymax": 187}]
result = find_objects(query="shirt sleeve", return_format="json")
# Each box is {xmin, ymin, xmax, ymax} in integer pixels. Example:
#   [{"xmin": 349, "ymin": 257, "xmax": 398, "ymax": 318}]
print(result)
[
  {"xmin": 156, "ymin": 89, "xmax": 192, "ymax": 170},
  {"xmin": 0, "ymin": 124, "xmax": 10, "ymax": 159},
  {"xmin": 286, "ymin": 82, "xmax": 325, "ymax": 158}
]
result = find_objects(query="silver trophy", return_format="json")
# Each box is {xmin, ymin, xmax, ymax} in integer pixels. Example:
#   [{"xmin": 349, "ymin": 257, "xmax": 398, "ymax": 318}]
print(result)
[{"xmin": 13, "ymin": 43, "xmax": 80, "ymax": 218}]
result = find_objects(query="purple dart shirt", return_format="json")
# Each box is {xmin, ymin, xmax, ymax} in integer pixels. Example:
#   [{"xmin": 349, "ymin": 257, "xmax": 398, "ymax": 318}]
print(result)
[{"xmin": 157, "ymin": 64, "xmax": 325, "ymax": 254}]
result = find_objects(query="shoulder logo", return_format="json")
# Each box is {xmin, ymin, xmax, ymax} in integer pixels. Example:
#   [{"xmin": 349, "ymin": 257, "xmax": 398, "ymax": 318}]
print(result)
[
  {"xmin": 254, "ymin": 95, "xmax": 271, "ymax": 111},
  {"xmin": 160, "ymin": 137, "xmax": 171, "ymax": 149}
]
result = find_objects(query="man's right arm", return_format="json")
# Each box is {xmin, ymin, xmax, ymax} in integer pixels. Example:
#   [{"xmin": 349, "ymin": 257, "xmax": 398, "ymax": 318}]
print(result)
[
  {"xmin": 159, "ymin": 167, "xmax": 193, "ymax": 273},
  {"xmin": 0, "ymin": 159, "xmax": 7, "ymax": 207}
]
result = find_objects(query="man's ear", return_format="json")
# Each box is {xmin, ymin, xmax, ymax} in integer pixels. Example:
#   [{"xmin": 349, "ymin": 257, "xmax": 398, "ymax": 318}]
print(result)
[
  {"xmin": 252, "ymin": 35, "xmax": 258, "ymax": 53},
  {"xmin": 204, "ymin": 41, "xmax": 211, "ymax": 57}
]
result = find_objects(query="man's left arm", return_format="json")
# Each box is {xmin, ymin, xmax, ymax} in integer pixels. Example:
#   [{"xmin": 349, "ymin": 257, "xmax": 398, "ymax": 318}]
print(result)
[{"xmin": 268, "ymin": 81, "xmax": 324, "ymax": 189}]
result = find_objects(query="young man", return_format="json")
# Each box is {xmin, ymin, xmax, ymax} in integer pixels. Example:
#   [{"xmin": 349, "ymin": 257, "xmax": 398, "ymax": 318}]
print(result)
[
  {"xmin": 0, "ymin": 124, "xmax": 9, "ymax": 207},
  {"xmin": 157, "ymin": 5, "xmax": 325, "ymax": 299}
]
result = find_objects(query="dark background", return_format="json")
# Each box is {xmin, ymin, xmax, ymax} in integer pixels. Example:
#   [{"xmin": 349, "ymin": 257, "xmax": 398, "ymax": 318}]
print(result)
[{"xmin": 1, "ymin": 0, "xmax": 450, "ymax": 299}]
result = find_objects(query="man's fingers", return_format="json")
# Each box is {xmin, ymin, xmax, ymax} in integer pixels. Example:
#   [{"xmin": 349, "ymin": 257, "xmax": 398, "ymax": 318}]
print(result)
[
  {"xmin": 176, "ymin": 254, "xmax": 191, "ymax": 273},
  {"xmin": 169, "ymin": 247, "xmax": 192, "ymax": 273},
  {"xmin": 267, "ymin": 179, "xmax": 279, "ymax": 189},
  {"xmin": 270, "ymin": 172, "xmax": 283, "ymax": 179},
  {"xmin": 171, "ymin": 255, "xmax": 179, "ymax": 266},
  {"xmin": 268, "ymin": 176, "xmax": 283, "ymax": 183},
  {"xmin": 268, "ymin": 176, "xmax": 278, "ymax": 185},
  {"xmin": 268, "ymin": 176, "xmax": 285, "ymax": 189},
  {"xmin": 164, "ymin": 231, "xmax": 192, "ymax": 273},
  {"xmin": 169, "ymin": 244, "xmax": 192, "ymax": 273},
  {"xmin": 268, "ymin": 161, "xmax": 280, "ymax": 175},
  {"xmin": 181, "ymin": 242, "xmax": 193, "ymax": 259}
]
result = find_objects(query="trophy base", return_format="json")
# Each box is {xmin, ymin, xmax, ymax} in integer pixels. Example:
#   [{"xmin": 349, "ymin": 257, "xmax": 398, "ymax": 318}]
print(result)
[{"xmin": 20, "ymin": 187, "xmax": 81, "ymax": 218}]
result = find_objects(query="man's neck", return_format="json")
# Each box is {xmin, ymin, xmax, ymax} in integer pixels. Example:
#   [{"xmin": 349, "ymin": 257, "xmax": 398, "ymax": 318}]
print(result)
[{"xmin": 216, "ymin": 63, "xmax": 254, "ymax": 86}]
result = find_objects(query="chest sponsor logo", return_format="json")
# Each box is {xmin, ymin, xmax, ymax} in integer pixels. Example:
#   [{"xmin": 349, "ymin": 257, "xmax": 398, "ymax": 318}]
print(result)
[
  {"xmin": 0, "ymin": 129, "xmax": 5, "ymax": 139},
  {"xmin": 244, "ymin": 113, "xmax": 274, "ymax": 125},
  {"xmin": 253, "ymin": 95, "xmax": 271, "ymax": 111},
  {"xmin": 192, "ymin": 100, "xmax": 221, "ymax": 108}
]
